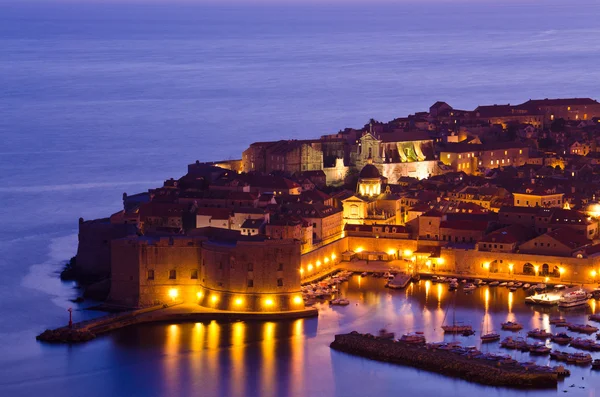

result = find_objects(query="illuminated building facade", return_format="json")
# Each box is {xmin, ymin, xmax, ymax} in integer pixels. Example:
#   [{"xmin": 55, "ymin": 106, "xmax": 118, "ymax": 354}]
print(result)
[{"xmin": 109, "ymin": 231, "xmax": 304, "ymax": 312}]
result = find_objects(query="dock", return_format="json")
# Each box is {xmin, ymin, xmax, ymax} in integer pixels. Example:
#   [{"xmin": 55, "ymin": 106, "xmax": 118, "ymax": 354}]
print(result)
[{"xmin": 330, "ymin": 332, "xmax": 558, "ymax": 389}]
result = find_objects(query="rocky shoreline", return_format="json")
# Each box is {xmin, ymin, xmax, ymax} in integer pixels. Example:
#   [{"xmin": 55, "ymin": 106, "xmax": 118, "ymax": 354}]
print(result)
[
  {"xmin": 330, "ymin": 332, "xmax": 558, "ymax": 389},
  {"xmin": 36, "ymin": 328, "xmax": 96, "ymax": 343}
]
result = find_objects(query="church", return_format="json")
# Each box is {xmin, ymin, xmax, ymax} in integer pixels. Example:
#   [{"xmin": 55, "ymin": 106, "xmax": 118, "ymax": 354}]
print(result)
[
  {"xmin": 336, "ymin": 159, "xmax": 401, "ymax": 226},
  {"xmin": 353, "ymin": 127, "xmax": 442, "ymax": 183}
]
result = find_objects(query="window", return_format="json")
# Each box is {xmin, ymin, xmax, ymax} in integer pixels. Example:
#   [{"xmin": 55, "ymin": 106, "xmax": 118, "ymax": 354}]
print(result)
[
  {"xmin": 247, "ymin": 279, "xmax": 254, "ymax": 288},
  {"xmin": 277, "ymin": 278, "xmax": 283, "ymax": 287},
  {"xmin": 191, "ymin": 269, "xmax": 198, "ymax": 279},
  {"xmin": 278, "ymin": 263, "xmax": 283, "ymax": 271},
  {"xmin": 169, "ymin": 270, "xmax": 176, "ymax": 280},
  {"xmin": 147, "ymin": 270, "xmax": 154, "ymax": 280}
]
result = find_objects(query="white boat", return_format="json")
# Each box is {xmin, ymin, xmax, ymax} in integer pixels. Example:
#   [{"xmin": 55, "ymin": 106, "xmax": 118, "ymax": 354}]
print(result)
[
  {"xmin": 449, "ymin": 281, "xmax": 458, "ymax": 291},
  {"xmin": 554, "ymin": 284, "xmax": 566, "ymax": 290},
  {"xmin": 489, "ymin": 281, "xmax": 499, "ymax": 286},
  {"xmin": 499, "ymin": 282, "xmax": 507, "ymax": 287},
  {"xmin": 507, "ymin": 282, "xmax": 514, "ymax": 287},
  {"xmin": 515, "ymin": 282, "xmax": 523, "ymax": 288},
  {"xmin": 523, "ymin": 283, "xmax": 530, "ymax": 289},
  {"xmin": 463, "ymin": 283, "xmax": 476, "ymax": 292},
  {"xmin": 361, "ymin": 272, "xmax": 368, "ymax": 277},
  {"xmin": 534, "ymin": 283, "xmax": 547, "ymax": 291},
  {"xmin": 460, "ymin": 279, "xmax": 467, "ymax": 283},
  {"xmin": 559, "ymin": 289, "xmax": 590, "ymax": 308},
  {"xmin": 473, "ymin": 279, "xmax": 483, "ymax": 285}
]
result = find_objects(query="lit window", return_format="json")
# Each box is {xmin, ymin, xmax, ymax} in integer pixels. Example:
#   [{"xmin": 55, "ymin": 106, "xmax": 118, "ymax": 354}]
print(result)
[
  {"xmin": 504, "ymin": 150, "xmax": 508, "ymax": 155},
  {"xmin": 459, "ymin": 154, "xmax": 462, "ymax": 159},
  {"xmin": 447, "ymin": 154, "xmax": 450, "ymax": 159},
  {"xmin": 519, "ymin": 149, "xmax": 523, "ymax": 154}
]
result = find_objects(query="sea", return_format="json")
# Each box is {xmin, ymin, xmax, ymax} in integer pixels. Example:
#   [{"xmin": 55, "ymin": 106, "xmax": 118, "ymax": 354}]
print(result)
[{"xmin": 1, "ymin": 1, "xmax": 600, "ymax": 396}]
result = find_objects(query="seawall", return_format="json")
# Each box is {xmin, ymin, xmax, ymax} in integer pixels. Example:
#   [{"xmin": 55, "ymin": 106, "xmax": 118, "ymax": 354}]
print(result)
[{"xmin": 330, "ymin": 333, "xmax": 557, "ymax": 389}]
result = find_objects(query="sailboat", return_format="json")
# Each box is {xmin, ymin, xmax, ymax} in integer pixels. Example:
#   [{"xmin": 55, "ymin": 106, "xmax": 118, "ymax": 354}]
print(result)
[
  {"xmin": 442, "ymin": 292, "xmax": 473, "ymax": 334},
  {"xmin": 481, "ymin": 316, "xmax": 500, "ymax": 342}
]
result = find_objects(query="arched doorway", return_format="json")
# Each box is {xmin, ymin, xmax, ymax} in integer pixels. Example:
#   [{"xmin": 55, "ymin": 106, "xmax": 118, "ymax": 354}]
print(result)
[
  {"xmin": 552, "ymin": 265, "xmax": 560, "ymax": 277},
  {"xmin": 523, "ymin": 263, "xmax": 535, "ymax": 275},
  {"xmin": 541, "ymin": 264, "xmax": 549, "ymax": 276},
  {"xmin": 490, "ymin": 260, "xmax": 499, "ymax": 273}
]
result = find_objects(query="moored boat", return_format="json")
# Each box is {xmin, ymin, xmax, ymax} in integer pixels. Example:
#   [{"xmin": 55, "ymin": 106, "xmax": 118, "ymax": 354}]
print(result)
[
  {"xmin": 558, "ymin": 289, "xmax": 590, "ymax": 308},
  {"xmin": 499, "ymin": 282, "xmax": 507, "ymax": 287},
  {"xmin": 378, "ymin": 328, "xmax": 395, "ymax": 339},
  {"xmin": 463, "ymin": 283, "xmax": 476, "ymax": 292},
  {"xmin": 550, "ymin": 333, "xmax": 572, "ymax": 345},
  {"xmin": 527, "ymin": 328, "xmax": 552, "ymax": 339},
  {"xmin": 529, "ymin": 342, "xmax": 551, "ymax": 355},
  {"xmin": 549, "ymin": 317, "xmax": 567, "ymax": 326},
  {"xmin": 592, "ymin": 359, "xmax": 600, "ymax": 370},
  {"xmin": 488, "ymin": 281, "xmax": 499, "ymax": 286},
  {"xmin": 501, "ymin": 321, "xmax": 523, "ymax": 331},
  {"xmin": 569, "ymin": 337, "xmax": 600, "ymax": 351},
  {"xmin": 567, "ymin": 323, "xmax": 599, "ymax": 334},
  {"xmin": 588, "ymin": 313, "xmax": 600, "ymax": 322},
  {"xmin": 442, "ymin": 324, "xmax": 473, "ymax": 334},
  {"xmin": 399, "ymin": 332, "xmax": 426, "ymax": 344},
  {"xmin": 523, "ymin": 283, "xmax": 531, "ymax": 289},
  {"xmin": 481, "ymin": 332, "xmax": 500, "ymax": 342}
]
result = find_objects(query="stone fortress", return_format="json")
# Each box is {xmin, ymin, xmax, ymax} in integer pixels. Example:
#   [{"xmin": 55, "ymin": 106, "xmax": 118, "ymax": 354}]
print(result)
[{"xmin": 75, "ymin": 97, "xmax": 600, "ymax": 313}]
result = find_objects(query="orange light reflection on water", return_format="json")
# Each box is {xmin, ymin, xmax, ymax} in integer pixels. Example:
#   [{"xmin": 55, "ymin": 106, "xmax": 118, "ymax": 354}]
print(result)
[
  {"xmin": 230, "ymin": 321, "xmax": 246, "ymax": 397},
  {"xmin": 290, "ymin": 319, "xmax": 305, "ymax": 395},
  {"xmin": 262, "ymin": 322, "xmax": 276, "ymax": 397}
]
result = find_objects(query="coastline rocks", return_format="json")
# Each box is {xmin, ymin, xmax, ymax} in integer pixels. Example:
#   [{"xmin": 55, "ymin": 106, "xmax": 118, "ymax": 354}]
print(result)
[
  {"xmin": 330, "ymin": 333, "xmax": 557, "ymax": 389},
  {"xmin": 36, "ymin": 328, "xmax": 96, "ymax": 343}
]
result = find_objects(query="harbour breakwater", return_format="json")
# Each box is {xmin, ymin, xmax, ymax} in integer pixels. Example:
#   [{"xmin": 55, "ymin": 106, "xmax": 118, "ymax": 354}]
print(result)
[
  {"xmin": 330, "ymin": 332, "xmax": 558, "ymax": 389},
  {"xmin": 37, "ymin": 304, "xmax": 318, "ymax": 344}
]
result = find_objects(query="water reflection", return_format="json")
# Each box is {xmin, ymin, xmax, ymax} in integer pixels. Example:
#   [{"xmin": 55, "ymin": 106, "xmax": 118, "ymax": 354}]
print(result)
[
  {"xmin": 106, "ymin": 275, "xmax": 600, "ymax": 396},
  {"xmin": 231, "ymin": 322, "xmax": 245, "ymax": 397}
]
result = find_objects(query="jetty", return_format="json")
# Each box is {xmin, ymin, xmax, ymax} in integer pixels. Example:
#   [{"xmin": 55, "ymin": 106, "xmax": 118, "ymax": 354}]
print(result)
[
  {"xmin": 330, "ymin": 332, "xmax": 558, "ymax": 389},
  {"xmin": 386, "ymin": 273, "xmax": 411, "ymax": 289},
  {"xmin": 37, "ymin": 303, "xmax": 317, "ymax": 344}
]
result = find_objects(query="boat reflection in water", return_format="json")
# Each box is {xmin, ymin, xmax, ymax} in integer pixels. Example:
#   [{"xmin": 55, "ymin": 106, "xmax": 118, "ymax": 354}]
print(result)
[{"xmin": 106, "ymin": 275, "xmax": 600, "ymax": 396}]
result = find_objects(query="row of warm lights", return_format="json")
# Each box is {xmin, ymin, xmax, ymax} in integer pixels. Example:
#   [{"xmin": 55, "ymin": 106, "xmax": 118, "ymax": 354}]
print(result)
[
  {"xmin": 300, "ymin": 253, "xmax": 337, "ymax": 275},
  {"xmin": 170, "ymin": 289, "xmax": 303, "ymax": 307}
]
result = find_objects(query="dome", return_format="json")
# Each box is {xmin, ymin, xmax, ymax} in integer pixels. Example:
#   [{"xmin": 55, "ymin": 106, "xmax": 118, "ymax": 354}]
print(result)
[{"xmin": 359, "ymin": 164, "xmax": 381, "ymax": 179}]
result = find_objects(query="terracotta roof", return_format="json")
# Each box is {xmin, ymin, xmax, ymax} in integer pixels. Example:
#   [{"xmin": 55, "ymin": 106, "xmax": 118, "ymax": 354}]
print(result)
[
  {"xmin": 139, "ymin": 202, "xmax": 189, "ymax": 218},
  {"xmin": 284, "ymin": 203, "xmax": 341, "ymax": 219},
  {"xmin": 519, "ymin": 98, "xmax": 599, "ymax": 107},
  {"xmin": 480, "ymin": 224, "xmax": 534, "ymax": 244},
  {"xmin": 196, "ymin": 207, "xmax": 232, "ymax": 220},
  {"xmin": 440, "ymin": 220, "xmax": 488, "ymax": 231},
  {"xmin": 542, "ymin": 228, "xmax": 592, "ymax": 249},
  {"xmin": 241, "ymin": 219, "xmax": 264, "ymax": 229},
  {"xmin": 421, "ymin": 209, "xmax": 444, "ymax": 218}
]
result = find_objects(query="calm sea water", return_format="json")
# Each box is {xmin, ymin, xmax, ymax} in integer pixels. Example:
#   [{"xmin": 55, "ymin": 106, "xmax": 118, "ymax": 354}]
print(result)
[{"xmin": 1, "ymin": 1, "xmax": 600, "ymax": 396}]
